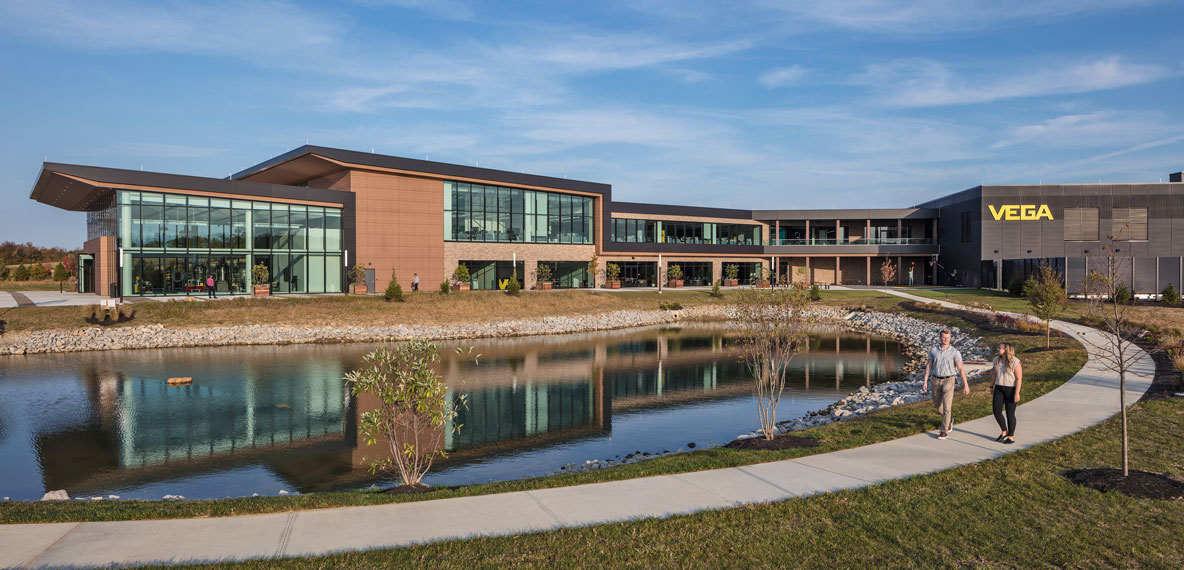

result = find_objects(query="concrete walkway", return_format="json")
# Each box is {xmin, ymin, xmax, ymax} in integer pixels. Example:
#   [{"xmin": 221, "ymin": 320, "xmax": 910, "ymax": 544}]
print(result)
[{"xmin": 0, "ymin": 290, "xmax": 1156, "ymax": 569}]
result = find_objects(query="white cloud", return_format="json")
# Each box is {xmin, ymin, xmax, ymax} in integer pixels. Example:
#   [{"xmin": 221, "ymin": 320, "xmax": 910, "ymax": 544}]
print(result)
[
  {"xmin": 760, "ymin": 0, "xmax": 1162, "ymax": 34},
  {"xmin": 759, "ymin": 65, "xmax": 808, "ymax": 88},
  {"xmin": 854, "ymin": 56, "xmax": 1174, "ymax": 107},
  {"xmin": 990, "ymin": 112, "xmax": 1182, "ymax": 149}
]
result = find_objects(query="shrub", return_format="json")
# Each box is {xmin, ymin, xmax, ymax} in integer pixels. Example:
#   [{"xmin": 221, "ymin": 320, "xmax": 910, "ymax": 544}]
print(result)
[
  {"xmin": 605, "ymin": 263, "xmax": 621, "ymax": 282},
  {"xmin": 659, "ymin": 301, "xmax": 682, "ymax": 310},
  {"xmin": 710, "ymin": 280, "xmax": 723, "ymax": 298},
  {"xmin": 586, "ymin": 255, "xmax": 598, "ymax": 287},
  {"xmin": 1020, "ymin": 278, "xmax": 1037, "ymax": 298},
  {"xmin": 536, "ymin": 263, "xmax": 552, "ymax": 283},
  {"xmin": 251, "ymin": 263, "xmax": 269, "ymax": 286},
  {"xmin": 439, "ymin": 280, "xmax": 450, "ymax": 294},
  {"xmin": 13, "ymin": 264, "xmax": 30, "ymax": 281},
  {"xmin": 506, "ymin": 275, "xmax": 521, "ymax": 296},
  {"xmin": 52, "ymin": 262, "xmax": 69, "ymax": 282},
  {"xmin": 1113, "ymin": 284, "xmax": 1133, "ymax": 304},
  {"xmin": 1007, "ymin": 276, "xmax": 1025, "ymax": 296},
  {"xmin": 667, "ymin": 264, "xmax": 683, "ymax": 281},
  {"xmin": 0, "ymin": 265, "xmax": 9, "ymax": 280},
  {"xmin": 1162, "ymin": 283, "xmax": 1180, "ymax": 306},
  {"xmin": 452, "ymin": 264, "xmax": 470, "ymax": 285},
  {"xmin": 725, "ymin": 264, "xmax": 739, "ymax": 281},
  {"xmin": 348, "ymin": 264, "xmax": 366, "ymax": 286},
  {"xmin": 383, "ymin": 269, "xmax": 404, "ymax": 302},
  {"xmin": 808, "ymin": 284, "xmax": 821, "ymax": 301},
  {"xmin": 346, "ymin": 341, "xmax": 468, "ymax": 488},
  {"xmin": 1015, "ymin": 318, "xmax": 1044, "ymax": 334},
  {"xmin": 29, "ymin": 263, "xmax": 50, "ymax": 280}
]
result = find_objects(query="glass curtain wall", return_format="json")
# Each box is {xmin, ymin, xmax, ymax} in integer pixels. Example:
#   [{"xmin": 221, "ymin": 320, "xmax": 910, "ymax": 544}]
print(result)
[
  {"xmin": 444, "ymin": 181, "xmax": 593, "ymax": 244},
  {"xmin": 610, "ymin": 218, "xmax": 762, "ymax": 245},
  {"xmin": 538, "ymin": 261, "xmax": 593, "ymax": 288},
  {"xmin": 118, "ymin": 190, "xmax": 343, "ymax": 296},
  {"xmin": 619, "ymin": 261, "xmax": 657, "ymax": 287}
]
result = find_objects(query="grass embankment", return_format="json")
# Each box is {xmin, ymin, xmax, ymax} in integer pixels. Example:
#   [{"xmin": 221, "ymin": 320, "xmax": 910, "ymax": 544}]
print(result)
[
  {"xmin": 0, "ymin": 303, "xmax": 1086, "ymax": 524},
  {"xmin": 905, "ymin": 287, "xmax": 1184, "ymax": 336},
  {"xmin": 163, "ymin": 398, "xmax": 1184, "ymax": 569},
  {"xmin": 0, "ymin": 289, "xmax": 741, "ymax": 334},
  {"xmin": 0, "ymin": 280, "xmax": 74, "ymax": 291}
]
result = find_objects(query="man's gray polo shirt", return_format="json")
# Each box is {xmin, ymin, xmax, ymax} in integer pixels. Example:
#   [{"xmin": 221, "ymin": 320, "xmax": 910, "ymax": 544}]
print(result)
[{"xmin": 928, "ymin": 345, "xmax": 962, "ymax": 378}]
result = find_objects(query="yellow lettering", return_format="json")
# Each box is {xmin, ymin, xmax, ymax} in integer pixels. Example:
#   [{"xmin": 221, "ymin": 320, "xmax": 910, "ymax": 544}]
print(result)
[
  {"xmin": 498, "ymin": 279, "xmax": 508, "ymax": 289},
  {"xmin": 990, "ymin": 204, "xmax": 1055, "ymax": 221}
]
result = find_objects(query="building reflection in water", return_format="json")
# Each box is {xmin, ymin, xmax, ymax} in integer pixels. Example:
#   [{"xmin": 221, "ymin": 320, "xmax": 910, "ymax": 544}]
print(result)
[{"xmin": 14, "ymin": 326, "xmax": 901, "ymax": 497}]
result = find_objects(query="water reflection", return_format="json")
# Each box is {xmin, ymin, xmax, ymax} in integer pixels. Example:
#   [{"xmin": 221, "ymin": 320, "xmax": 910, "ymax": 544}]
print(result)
[{"xmin": 0, "ymin": 326, "xmax": 902, "ymax": 500}]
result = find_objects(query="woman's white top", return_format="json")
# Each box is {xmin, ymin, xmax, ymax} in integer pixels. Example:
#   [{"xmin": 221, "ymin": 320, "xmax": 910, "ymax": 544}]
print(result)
[{"xmin": 993, "ymin": 356, "xmax": 1020, "ymax": 387}]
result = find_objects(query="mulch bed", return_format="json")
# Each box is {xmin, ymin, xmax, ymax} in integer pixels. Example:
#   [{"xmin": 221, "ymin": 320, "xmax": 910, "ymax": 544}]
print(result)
[
  {"xmin": 1061, "ymin": 468, "xmax": 1184, "ymax": 500},
  {"xmin": 725, "ymin": 435, "xmax": 820, "ymax": 450},
  {"xmin": 1023, "ymin": 346, "xmax": 1070, "ymax": 354},
  {"xmin": 383, "ymin": 483, "xmax": 435, "ymax": 495}
]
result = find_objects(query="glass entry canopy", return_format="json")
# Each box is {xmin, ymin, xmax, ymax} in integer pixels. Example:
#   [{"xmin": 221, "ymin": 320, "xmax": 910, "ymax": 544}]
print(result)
[{"xmin": 116, "ymin": 190, "xmax": 344, "ymax": 296}]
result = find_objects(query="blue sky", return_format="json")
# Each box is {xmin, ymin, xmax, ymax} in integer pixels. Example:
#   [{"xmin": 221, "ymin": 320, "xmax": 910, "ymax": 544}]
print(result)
[{"xmin": 2, "ymin": 0, "xmax": 1182, "ymax": 248}]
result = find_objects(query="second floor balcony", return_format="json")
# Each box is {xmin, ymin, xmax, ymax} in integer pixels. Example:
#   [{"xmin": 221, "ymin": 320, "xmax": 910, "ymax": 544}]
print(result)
[{"xmin": 769, "ymin": 237, "xmax": 935, "ymax": 246}]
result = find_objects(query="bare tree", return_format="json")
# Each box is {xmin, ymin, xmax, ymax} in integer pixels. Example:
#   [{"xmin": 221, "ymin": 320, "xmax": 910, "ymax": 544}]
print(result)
[
  {"xmin": 880, "ymin": 258, "xmax": 897, "ymax": 286},
  {"xmin": 736, "ymin": 284, "xmax": 812, "ymax": 440},
  {"xmin": 1077, "ymin": 232, "xmax": 1142, "ymax": 477}
]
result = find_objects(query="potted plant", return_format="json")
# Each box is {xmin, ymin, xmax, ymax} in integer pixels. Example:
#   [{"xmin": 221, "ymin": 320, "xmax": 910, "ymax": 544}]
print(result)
[
  {"xmin": 349, "ymin": 264, "xmax": 368, "ymax": 295},
  {"xmin": 605, "ymin": 263, "xmax": 621, "ymax": 289},
  {"xmin": 667, "ymin": 264, "xmax": 684, "ymax": 288},
  {"xmin": 536, "ymin": 263, "xmax": 553, "ymax": 290},
  {"xmin": 757, "ymin": 265, "xmax": 771, "ymax": 288},
  {"xmin": 451, "ymin": 264, "xmax": 471, "ymax": 292},
  {"xmin": 724, "ymin": 263, "xmax": 740, "ymax": 287},
  {"xmin": 251, "ymin": 263, "xmax": 270, "ymax": 297}
]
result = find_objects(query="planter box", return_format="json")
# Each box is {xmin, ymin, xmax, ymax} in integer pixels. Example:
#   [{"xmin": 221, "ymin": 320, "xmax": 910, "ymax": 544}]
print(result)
[
  {"xmin": 605, "ymin": 281, "xmax": 621, "ymax": 289},
  {"xmin": 252, "ymin": 285, "xmax": 271, "ymax": 297},
  {"xmin": 669, "ymin": 279, "xmax": 684, "ymax": 288},
  {"xmin": 537, "ymin": 281, "xmax": 552, "ymax": 291},
  {"xmin": 723, "ymin": 279, "xmax": 739, "ymax": 287},
  {"xmin": 351, "ymin": 283, "xmax": 369, "ymax": 295},
  {"xmin": 758, "ymin": 280, "xmax": 771, "ymax": 288},
  {"xmin": 451, "ymin": 283, "xmax": 471, "ymax": 292}
]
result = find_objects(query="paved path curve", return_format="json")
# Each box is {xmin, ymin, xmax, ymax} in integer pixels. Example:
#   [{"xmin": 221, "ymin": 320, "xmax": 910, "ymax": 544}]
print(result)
[{"xmin": 0, "ymin": 290, "xmax": 1156, "ymax": 569}]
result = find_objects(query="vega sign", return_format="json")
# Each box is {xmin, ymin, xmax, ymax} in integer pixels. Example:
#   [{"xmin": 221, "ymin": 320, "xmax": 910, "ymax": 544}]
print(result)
[{"xmin": 988, "ymin": 204, "xmax": 1054, "ymax": 221}]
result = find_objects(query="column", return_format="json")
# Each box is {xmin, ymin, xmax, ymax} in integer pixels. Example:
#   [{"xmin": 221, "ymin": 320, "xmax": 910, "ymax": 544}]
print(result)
[
  {"xmin": 774, "ymin": 220, "xmax": 780, "ymax": 245},
  {"xmin": 897, "ymin": 255, "xmax": 903, "ymax": 286},
  {"xmin": 805, "ymin": 219, "xmax": 811, "ymax": 245},
  {"xmin": 897, "ymin": 219, "xmax": 902, "ymax": 243},
  {"xmin": 865, "ymin": 218, "xmax": 870, "ymax": 244},
  {"xmin": 835, "ymin": 218, "xmax": 841, "ymax": 244},
  {"xmin": 866, "ymin": 256, "xmax": 871, "ymax": 286},
  {"xmin": 806, "ymin": 256, "xmax": 812, "ymax": 284},
  {"xmin": 835, "ymin": 255, "xmax": 841, "ymax": 285}
]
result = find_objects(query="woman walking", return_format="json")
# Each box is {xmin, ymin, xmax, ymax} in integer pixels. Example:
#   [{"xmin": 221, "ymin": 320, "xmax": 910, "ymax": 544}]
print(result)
[{"xmin": 991, "ymin": 343, "xmax": 1022, "ymax": 444}]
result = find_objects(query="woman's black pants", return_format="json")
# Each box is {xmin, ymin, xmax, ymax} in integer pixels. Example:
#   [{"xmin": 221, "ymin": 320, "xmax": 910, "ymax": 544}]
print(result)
[{"xmin": 993, "ymin": 385, "xmax": 1017, "ymax": 436}]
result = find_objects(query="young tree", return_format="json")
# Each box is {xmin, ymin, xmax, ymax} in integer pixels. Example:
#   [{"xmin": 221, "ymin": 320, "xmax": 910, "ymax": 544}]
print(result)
[
  {"xmin": 384, "ymin": 268, "xmax": 404, "ymax": 302},
  {"xmin": 736, "ymin": 284, "xmax": 812, "ymax": 440},
  {"xmin": 13, "ymin": 264, "xmax": 30, "ymax": 281},
  {"xmin": 346, "ymin": 341, "xmax": 470, "ymax": 488},
  {"xmin": 52, "ymin": 262, "xmax": 69, "ymax": 283},
  {"xmin": 586, "ymin": 255, "xmax": 599, "ymax": 288},
  {"xmin": 1078, "ymin": 236, "xmax": 1143, "ymax": 477},
  {"xmin": 0, "ymin": 265, "xmax": 9, "ymax": 281},
  {"xmin": 506, "ymin": 274, "xmax": 521, "ymax": 296},
  {"xmin": 880, "ymin": 258, "xmax": 897, "ymax": 286},
  {"xmin": 605, "ymin": 262, "xmax": 621, "ymax": 285},
  {"xmin": 29, "ymin": 262, "xmax": 50, "ymax": 281},
  {"xmin": 1028, "ymin": 262, "xmax": 1068, "ymax": 348}
]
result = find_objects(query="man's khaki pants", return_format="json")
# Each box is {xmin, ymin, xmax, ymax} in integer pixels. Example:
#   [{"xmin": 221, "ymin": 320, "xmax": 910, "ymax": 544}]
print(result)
[{"xmin": 931, "ymin": 376, "xmax": 956, "ymax": 433}]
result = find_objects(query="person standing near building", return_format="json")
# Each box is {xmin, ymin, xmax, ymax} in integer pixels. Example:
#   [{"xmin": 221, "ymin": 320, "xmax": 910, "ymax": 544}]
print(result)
[
  {"xmin": 921, "ymin": 329, "xmax": 969, "ymax": 440},
  {"xmin": 206, "ymin": 274, "xmax": 216, "ymax": 299},
  {"xmin": 412, "ymin": 273, "xmax": 419, "ymax": 292},
  {"xmin": 990, "ymin": 343, "xmax": 1022, "ymax": 444},
  {"xmin": 908, "ymin": 264, "xmax": 915, "ymax": 287}
]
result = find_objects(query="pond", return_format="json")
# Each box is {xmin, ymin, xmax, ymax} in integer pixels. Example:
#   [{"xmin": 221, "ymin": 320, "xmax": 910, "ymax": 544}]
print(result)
[{"xmin": 0, "ymin": 325, "xmax": 904, "ymax": 501}]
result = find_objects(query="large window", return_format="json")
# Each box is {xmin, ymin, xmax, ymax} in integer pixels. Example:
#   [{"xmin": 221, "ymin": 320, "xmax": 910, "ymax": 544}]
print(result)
[
  {"xmin": 117, "ymin": 190, "xmax": 344, "ymax": 296},
  {"xmin": 610, "ymin": 218, "xmax": 761, "ymax": 245},
  {"xmin": 1064, "ymin": 208, "xmax": 1099, "ymax": 241},
  {"xmin": 445, "ymin": 181, "xmax": 593, "ymax": 244},
  {"xmin": 1111, "ymin": 208, "xmax": 1148, "ymax": 241}
]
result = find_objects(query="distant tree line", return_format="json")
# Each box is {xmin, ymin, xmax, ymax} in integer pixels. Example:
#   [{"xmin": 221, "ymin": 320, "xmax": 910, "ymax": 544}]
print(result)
[{"xmin": 0, "ymin": 241, "xmax": 78, "ymax": 282}]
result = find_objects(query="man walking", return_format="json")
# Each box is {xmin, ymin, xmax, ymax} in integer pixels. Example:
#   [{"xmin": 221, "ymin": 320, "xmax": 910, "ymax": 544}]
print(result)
[
  {"xmin": 412, "ymin": 273, "xmax": 419, "ymax": 292},
  {"xmin": 922, "ymin": 329, "xmax": 969, "ymax": 439}
]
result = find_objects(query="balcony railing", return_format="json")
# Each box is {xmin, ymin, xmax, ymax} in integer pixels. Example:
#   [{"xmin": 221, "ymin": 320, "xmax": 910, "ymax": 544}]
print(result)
[{"xmin": 768, "ymin": 237, "xmax": 934, "ymax": 246}]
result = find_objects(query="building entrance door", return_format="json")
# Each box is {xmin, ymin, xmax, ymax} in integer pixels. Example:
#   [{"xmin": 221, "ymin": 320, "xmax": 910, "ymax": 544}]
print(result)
[
  {"xmin": 77, "ymin": 254, "xmax": 94, "ymax": 293},
  {"xmin": 364, "ymin": 268, "xmax": 375, "ymax": 293}
]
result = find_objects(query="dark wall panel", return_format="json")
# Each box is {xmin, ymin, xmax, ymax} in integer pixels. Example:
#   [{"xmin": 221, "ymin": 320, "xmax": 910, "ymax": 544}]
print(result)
[{"xmin": 1158, "ymin": 257, "xmax": 1182, "ymax": 292}]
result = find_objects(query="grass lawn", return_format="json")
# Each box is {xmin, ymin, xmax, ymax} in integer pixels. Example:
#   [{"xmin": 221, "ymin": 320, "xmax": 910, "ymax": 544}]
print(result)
[
  {"xmin": 0, "ymin": 280, "xmax": 74, "ymax": 292},
  {"xmin": 0, "ymin": 304, "xmax": 1086, "ymax": 524},
  {"xmin": 904, "ymin": 287, "xmax": 1184, "ymax": 337},
  {"xmin": 161, "ymin": 397, "xmax": 1184, "ymax": 569}
]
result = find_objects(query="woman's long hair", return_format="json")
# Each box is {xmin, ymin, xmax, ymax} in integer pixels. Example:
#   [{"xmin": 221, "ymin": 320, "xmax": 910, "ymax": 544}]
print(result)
[{"xmin": 997, "ymin": 343, "xmax": 1016, "ymax": 372}]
